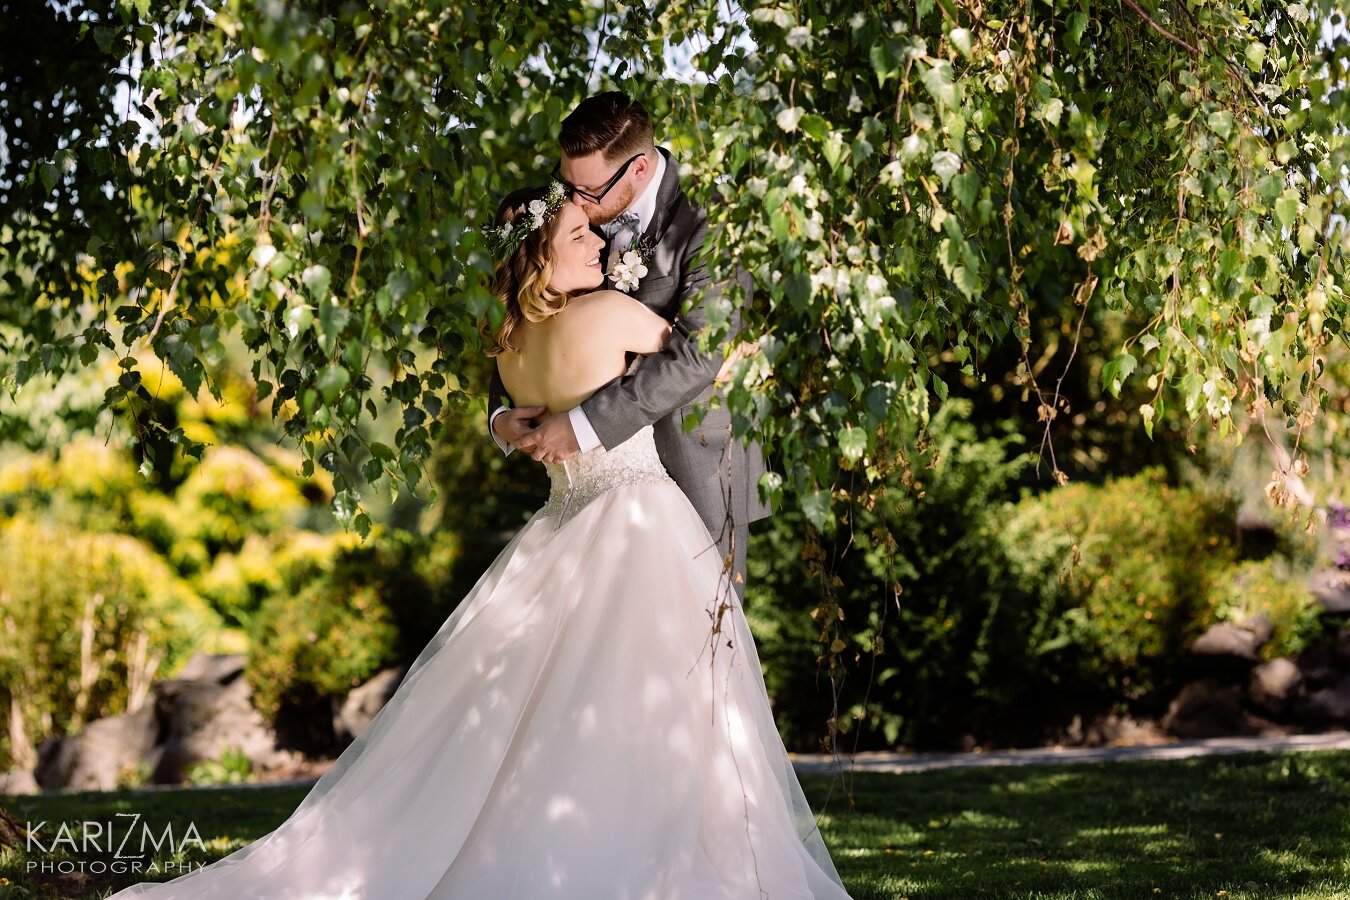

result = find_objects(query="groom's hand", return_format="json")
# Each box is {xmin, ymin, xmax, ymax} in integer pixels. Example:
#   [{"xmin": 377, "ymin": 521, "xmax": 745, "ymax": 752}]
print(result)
[
  {"xmin": 493, "ymin": 406, "xmax": 548, "ymax": 449},
  {"xmin": 515, "ymin": 414, "xmax": 580, "ymax": 463}
]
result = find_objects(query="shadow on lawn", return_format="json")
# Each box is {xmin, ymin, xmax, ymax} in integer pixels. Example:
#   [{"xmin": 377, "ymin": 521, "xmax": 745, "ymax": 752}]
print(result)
[
  {"xmin": 2, "ymin": 752, "xmax": 1348, "ymax": 899},
  {"xmin": 801, "ymin": 751, "xmax": 1350, "ymax": 899}
]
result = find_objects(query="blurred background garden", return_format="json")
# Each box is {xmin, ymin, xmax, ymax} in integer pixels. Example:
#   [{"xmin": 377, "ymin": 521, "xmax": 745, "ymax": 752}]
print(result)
[
  {"xmin": 2, "ymin": 303, "xmax": 1349, "ymax": 795},
  {"xmin": 0, "ymin": 0, "xmax": 1348, "ymax": 813}
]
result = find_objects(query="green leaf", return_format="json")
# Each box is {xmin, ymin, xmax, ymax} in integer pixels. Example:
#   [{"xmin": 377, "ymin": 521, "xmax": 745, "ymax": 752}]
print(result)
[
  {"xmin": 839, "ymin": 425, "xmax": 867, "ymax": 463},
  {"xmin": 870, "ymin": 40, "xmax": 902, "ymax": 86},
  {"xmin": 948, "ymin": 27, "xmax": 972, "ymax": 58},
  {"xmin": 317, "ymin": 366, "xmax": 349, "ymax": 403},
  {"xmin": 301, "ymin": 264, "xmax": 332, "ymax": 300},
  {"xmin": 801, "ymin": 490, "xmax": 834, "ymax": 530},
  {"xmin": 1207, "ymin": 110, "xmax": 1234, "ymax": 138},
  {"xmin": 920, "ymin": 60, "xmax": 957, "ymax": 109},
  {"xmin": 1274, "ymin": 192, "xmax": 1299, "ymax": 229},
  {"xmin": 332, "ymin": 489, "xmax": 360, "ymax": 528}
]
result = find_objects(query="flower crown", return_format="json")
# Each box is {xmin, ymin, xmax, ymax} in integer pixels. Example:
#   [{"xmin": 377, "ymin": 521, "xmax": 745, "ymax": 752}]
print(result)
[{"xmin": 482, "ymin": 181, "xmax": 569, "ymax": 260}]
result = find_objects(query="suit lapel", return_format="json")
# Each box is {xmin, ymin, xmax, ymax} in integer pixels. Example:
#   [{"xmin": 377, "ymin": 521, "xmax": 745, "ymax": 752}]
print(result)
[{"xmin": 640, "ymin": 147, "xmax": 682, "ymax": 251}]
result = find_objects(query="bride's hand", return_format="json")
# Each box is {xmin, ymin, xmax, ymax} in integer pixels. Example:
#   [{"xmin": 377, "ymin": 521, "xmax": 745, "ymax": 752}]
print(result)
[{"xmin": 715, "ymin": 340, "xmax": 756, "ymax": 384}]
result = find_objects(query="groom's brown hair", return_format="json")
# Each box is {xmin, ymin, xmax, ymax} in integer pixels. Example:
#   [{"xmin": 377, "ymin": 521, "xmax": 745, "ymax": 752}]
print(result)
[{"xmin": 560, "ymin": 91, "xmax": 654, "ymax": 163}]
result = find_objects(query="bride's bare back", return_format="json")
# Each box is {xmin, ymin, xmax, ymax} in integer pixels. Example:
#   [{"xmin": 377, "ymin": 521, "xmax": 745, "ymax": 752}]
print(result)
[{"xmin": 496, "ymin": 290, "xmax": 671, "ymax": 422}]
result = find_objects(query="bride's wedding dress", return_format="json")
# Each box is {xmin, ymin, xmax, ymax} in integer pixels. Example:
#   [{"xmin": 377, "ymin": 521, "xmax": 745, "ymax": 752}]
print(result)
[{"xmin": 108, "ymin": 425, "xmax": 853, "ymax": 899}]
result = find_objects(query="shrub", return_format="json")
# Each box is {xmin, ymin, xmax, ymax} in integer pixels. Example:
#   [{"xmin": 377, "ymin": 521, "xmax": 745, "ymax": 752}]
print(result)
[
  {"xmin": 1001, "ymin": 468, "xmax": 1240, "ymax": 703},
  {"xmin": 744, "ymin": 399, "xmax": 1045, "ymax": 751},
  {"xmin": 0, "ymin": 438, "xmax": 141, "ymax": 533},
  {"xmin": 0, "ymin": 517, "xmax": 221, "ymax": 770},
  {"xmin": 744, "ymin": 408, "xmax": 1312, "ymax": 752},
  {"xmin": 1216, "ymin": 558, "xmax": 1325, "ymax": 660},
  {"xmin": 245, "ymin": 528, "xmax": 463, "ymax": 751},
  {"xmin": 173, "ymin": 445, "xmax": 311, "ymax": 558}
]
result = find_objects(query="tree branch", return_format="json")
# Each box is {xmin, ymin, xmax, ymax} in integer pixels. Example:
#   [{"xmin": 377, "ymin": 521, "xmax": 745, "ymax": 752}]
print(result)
[{"xmin": 1121, "ymin": 0, "xmax": 1199, "ymax": 56}]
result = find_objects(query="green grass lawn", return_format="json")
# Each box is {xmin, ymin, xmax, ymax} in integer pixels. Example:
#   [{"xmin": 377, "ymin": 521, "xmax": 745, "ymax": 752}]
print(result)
[{"xmin": 2, "ymin": 750, "xmax": 1348, "ymax": 899}]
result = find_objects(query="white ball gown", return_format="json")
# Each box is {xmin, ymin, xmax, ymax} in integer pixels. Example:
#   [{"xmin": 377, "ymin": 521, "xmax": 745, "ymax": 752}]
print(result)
[{"xmin": 107, "ymin": 424, "xmax": 854, "ymax": 899}]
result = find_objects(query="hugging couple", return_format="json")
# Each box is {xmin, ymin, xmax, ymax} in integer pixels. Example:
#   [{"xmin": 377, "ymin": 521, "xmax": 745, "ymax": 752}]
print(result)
[{"xmin": 107, "ymin": 91, "xmax": 853, "ymax": 900}]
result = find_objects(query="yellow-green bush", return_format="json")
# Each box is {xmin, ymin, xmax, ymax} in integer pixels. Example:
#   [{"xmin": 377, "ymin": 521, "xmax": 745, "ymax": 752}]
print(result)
[
  {"xmin": 1217, "ymin": 558, "xmax": 1324, "ymax": 660},
  {"xmin": 0, "ymin": 517, "xmax": 221, "ymax": 770},
  {"xmin": 1002, "ymin": 468, "xmax": 1241, "ymax": 700},
  {"xmin": 174, "ymin": 445, "xmax": 310, "ymax": 557},
  {"xmin": 245, "ymin": 529, "xmax": 462, "ymax": 738},
  {"xmin": 0, "ymin": 438, "xmax": 141, "ymax": 532}
]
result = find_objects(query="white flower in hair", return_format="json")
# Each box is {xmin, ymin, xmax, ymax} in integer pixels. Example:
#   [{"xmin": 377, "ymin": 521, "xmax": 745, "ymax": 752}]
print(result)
[{"xmin": 481, "ymin": 181, "xmax": 570, "ymax": 259}]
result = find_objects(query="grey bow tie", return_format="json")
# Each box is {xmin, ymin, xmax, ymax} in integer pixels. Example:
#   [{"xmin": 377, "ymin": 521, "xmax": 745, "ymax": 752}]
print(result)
[{"xmin": 606, "ymin": 211, "xmax": 640, "ymax": 236}]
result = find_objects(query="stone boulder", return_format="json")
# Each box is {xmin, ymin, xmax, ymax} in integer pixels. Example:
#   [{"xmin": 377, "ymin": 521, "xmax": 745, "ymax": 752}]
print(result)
[
  {"xmin": 1249, "ymin": 658, "xmax": 1303, "ymax": 716},
  {"xmin": 1335, "ymin": 628, "xmax": 1350, "ymax": 669},
  {"xmin": 1310, "ymin": 569, "xmax": 1350, "ymax": 615},
  {"xmin": 150, "ymin": 676, "xmax": 288, "ymax": 784},
  {"xmin": 1190, "ymin": 615, "xmax": 1274, "ymax": 664},
  {"xmin": 0, "ymin": 768, "xmax": 39, "ymax": 796},
  {"xmin": 1295, "ymin": 644, "xmax": 1345, "ymax": 690},
  {"xmin": 34, "ymin": 703, "xmax": 159, "ymax": 791},
  {"xmin": 174, "ymin": 652, "xmax": 246, "ymax": 684},
  {"xmin": 332, "ymin": 665, "xmax": 409, "ymax": 745},
  {"xmin": 1296, "ymin": 675, "xmax": 1350, "ymax": 726},
  {"xmin": 1162, "ymin": 679, "xmax": 1276, "ymax": 739}
]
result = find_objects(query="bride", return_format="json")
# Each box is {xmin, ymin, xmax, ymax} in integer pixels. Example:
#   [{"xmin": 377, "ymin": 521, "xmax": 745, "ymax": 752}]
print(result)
[{"xmin": 105, "ymin": 183, "xmax": 854, "ymax": 899}]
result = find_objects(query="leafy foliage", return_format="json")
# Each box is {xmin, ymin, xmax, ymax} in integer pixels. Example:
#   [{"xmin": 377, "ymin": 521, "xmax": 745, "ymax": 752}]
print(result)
[
  {"xmin": 1, "ymin": 0, "xmax": 1344, "ymax": 531},
  {"xmin": 1001, "ymin": 467, "xmax": 1241, "ymax": 701},
  {"xmin": 0, "ymin": 516, "xmax": 219, "ymax": 771},
  {"xmin": 245, "ymin": 527, "xmax": 463, "ymax": 750}
]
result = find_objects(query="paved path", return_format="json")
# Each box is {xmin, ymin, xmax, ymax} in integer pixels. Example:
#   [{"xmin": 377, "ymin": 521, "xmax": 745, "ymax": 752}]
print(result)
[
  {"xmin": 788, "ymin": 731, "xmax": 1350, "ymax": 775},
  {"xmin": 30, "ymin": 732, "xmax": 1350, "ymax": 795}
]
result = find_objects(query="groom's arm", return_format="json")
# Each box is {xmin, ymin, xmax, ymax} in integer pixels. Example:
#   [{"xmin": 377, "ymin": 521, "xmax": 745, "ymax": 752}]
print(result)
[
  {"xmin": 579, "ymin": 215, "xmax": 750, "ymax": 450},
  {"xmin": 486, "ymin": 366, "xmax": 511, "ymax": 455}
]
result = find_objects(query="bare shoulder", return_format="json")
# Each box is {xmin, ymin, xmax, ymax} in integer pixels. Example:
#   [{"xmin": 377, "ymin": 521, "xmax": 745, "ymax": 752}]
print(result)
[{"xmin": 568, "ymin": 290, "xmax": 647, "ymax": 314}]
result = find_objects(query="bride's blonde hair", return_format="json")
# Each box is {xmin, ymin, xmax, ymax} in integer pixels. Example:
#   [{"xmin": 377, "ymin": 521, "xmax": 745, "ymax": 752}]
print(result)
[{"xmin": 484, "ymin": 187, "xmax": 572, "ymax": 356}]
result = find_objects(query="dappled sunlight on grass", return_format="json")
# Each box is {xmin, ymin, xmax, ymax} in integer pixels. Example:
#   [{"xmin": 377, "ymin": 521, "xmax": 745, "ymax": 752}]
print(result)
[
  {"xmin": 798, "ymin": 750, "xmax": 1350, "ymax": 899},
  {"xmin": 1, "ymin": 751, "xmax": 1347, "ymax": 898}
]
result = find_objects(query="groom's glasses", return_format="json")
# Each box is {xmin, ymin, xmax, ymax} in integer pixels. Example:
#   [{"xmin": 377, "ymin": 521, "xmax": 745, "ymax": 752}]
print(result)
[{"xmin": 551, "ymin": 153, "xmax": 645, "ymax": 204}]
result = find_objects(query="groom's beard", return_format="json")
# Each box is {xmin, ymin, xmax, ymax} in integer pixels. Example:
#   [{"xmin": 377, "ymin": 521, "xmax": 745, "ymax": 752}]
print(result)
[{"xmin": 585, "ymin": 181, "xmax": 638, "ymax": 227}]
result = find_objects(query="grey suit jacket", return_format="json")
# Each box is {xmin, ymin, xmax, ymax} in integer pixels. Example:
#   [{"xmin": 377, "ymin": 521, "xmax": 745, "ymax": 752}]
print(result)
[{"xmin": 488, "ymin": 147, "xmax": 772, "ymax": 535}]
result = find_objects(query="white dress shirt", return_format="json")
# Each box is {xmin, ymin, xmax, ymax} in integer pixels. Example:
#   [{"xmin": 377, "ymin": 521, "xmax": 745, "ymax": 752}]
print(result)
[{"xmin": 491, "ymin": 150, "xmax": 667, "ymax": 456}]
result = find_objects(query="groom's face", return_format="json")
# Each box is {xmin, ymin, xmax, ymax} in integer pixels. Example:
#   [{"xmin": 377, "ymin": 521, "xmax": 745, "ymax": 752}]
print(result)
[{"xmin": 559, "ymin": 150, "xmax": 647, "ymax": 227}]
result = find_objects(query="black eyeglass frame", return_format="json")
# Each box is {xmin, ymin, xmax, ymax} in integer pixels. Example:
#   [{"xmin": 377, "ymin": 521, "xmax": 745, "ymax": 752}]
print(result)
[{"xmin": 551, "ymin": 153, "xmax": 646, "ymax": 204}]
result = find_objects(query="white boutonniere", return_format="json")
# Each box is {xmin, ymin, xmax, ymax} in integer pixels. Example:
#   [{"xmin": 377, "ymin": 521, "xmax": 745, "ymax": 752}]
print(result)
[{"xmin": 608, "ymin": 237, "xmax": 654, "ymax": 293}]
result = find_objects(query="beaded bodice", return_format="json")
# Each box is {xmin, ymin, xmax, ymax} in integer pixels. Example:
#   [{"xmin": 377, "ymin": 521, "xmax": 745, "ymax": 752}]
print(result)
[{"xmin": 541, "ymin": 425, "xmax": 674, "ymax": 525}]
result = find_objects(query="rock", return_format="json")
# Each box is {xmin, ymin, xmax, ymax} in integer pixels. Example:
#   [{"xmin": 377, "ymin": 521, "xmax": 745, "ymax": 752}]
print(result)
[
  {"xmin": 1190, "ymin": 615, "xmax": 1274, "ymax": 664},
  {"xmin": 1296, "ymin": 644, "xmax": 1344, "ymax": 689},
  {"xmin": 1335, "ymin": 628, "xmax": 1350, "ymax": 668},
  {"xmin": 1249, "ymin": 658, "xmax": 1303, "ymax": 716},
  {"xmin": 174, "ymin": 652, "xmax": 246, "ymax": 685},
  {"xmin": 1058, "ymin": 713, "xmax": 1167, "ymax": 748},
  {"xmin": 1296, "ymin": 675, "xmax": 1350, "ymax": 725},
  {"xmin": 34, "ymin": 703, "xmax": 159, "ymax": 791},
  {"xmin": 1310, "ymin": 569, "xmax": 1350, "ymax": 615},
  {"xmin": 1162, "ymin": 680, "xmax": 1273, "ymax": 739},
  {"xmin": 150, "ymin": 676, "xmax": 287, "ymax": 784},
  {"xmin": 333, "ymin": 665, "xmax": 409, "ymax": 745},
  {"xmin": 0, "ymin": 768, "xmax": 39, "ymax": 796}
]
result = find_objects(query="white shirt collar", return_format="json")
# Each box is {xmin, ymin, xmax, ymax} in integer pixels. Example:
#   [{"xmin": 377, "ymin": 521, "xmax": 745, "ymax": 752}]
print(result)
[{"xmin": 622, "ymin": 149, "xmax": 665, "ymax": 233}]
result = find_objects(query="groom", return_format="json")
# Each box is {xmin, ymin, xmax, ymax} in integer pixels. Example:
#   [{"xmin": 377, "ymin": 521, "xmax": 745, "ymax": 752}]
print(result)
[{"xmin": 487, "ymin": 91, "xmax": 770, "ymax": 595}]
